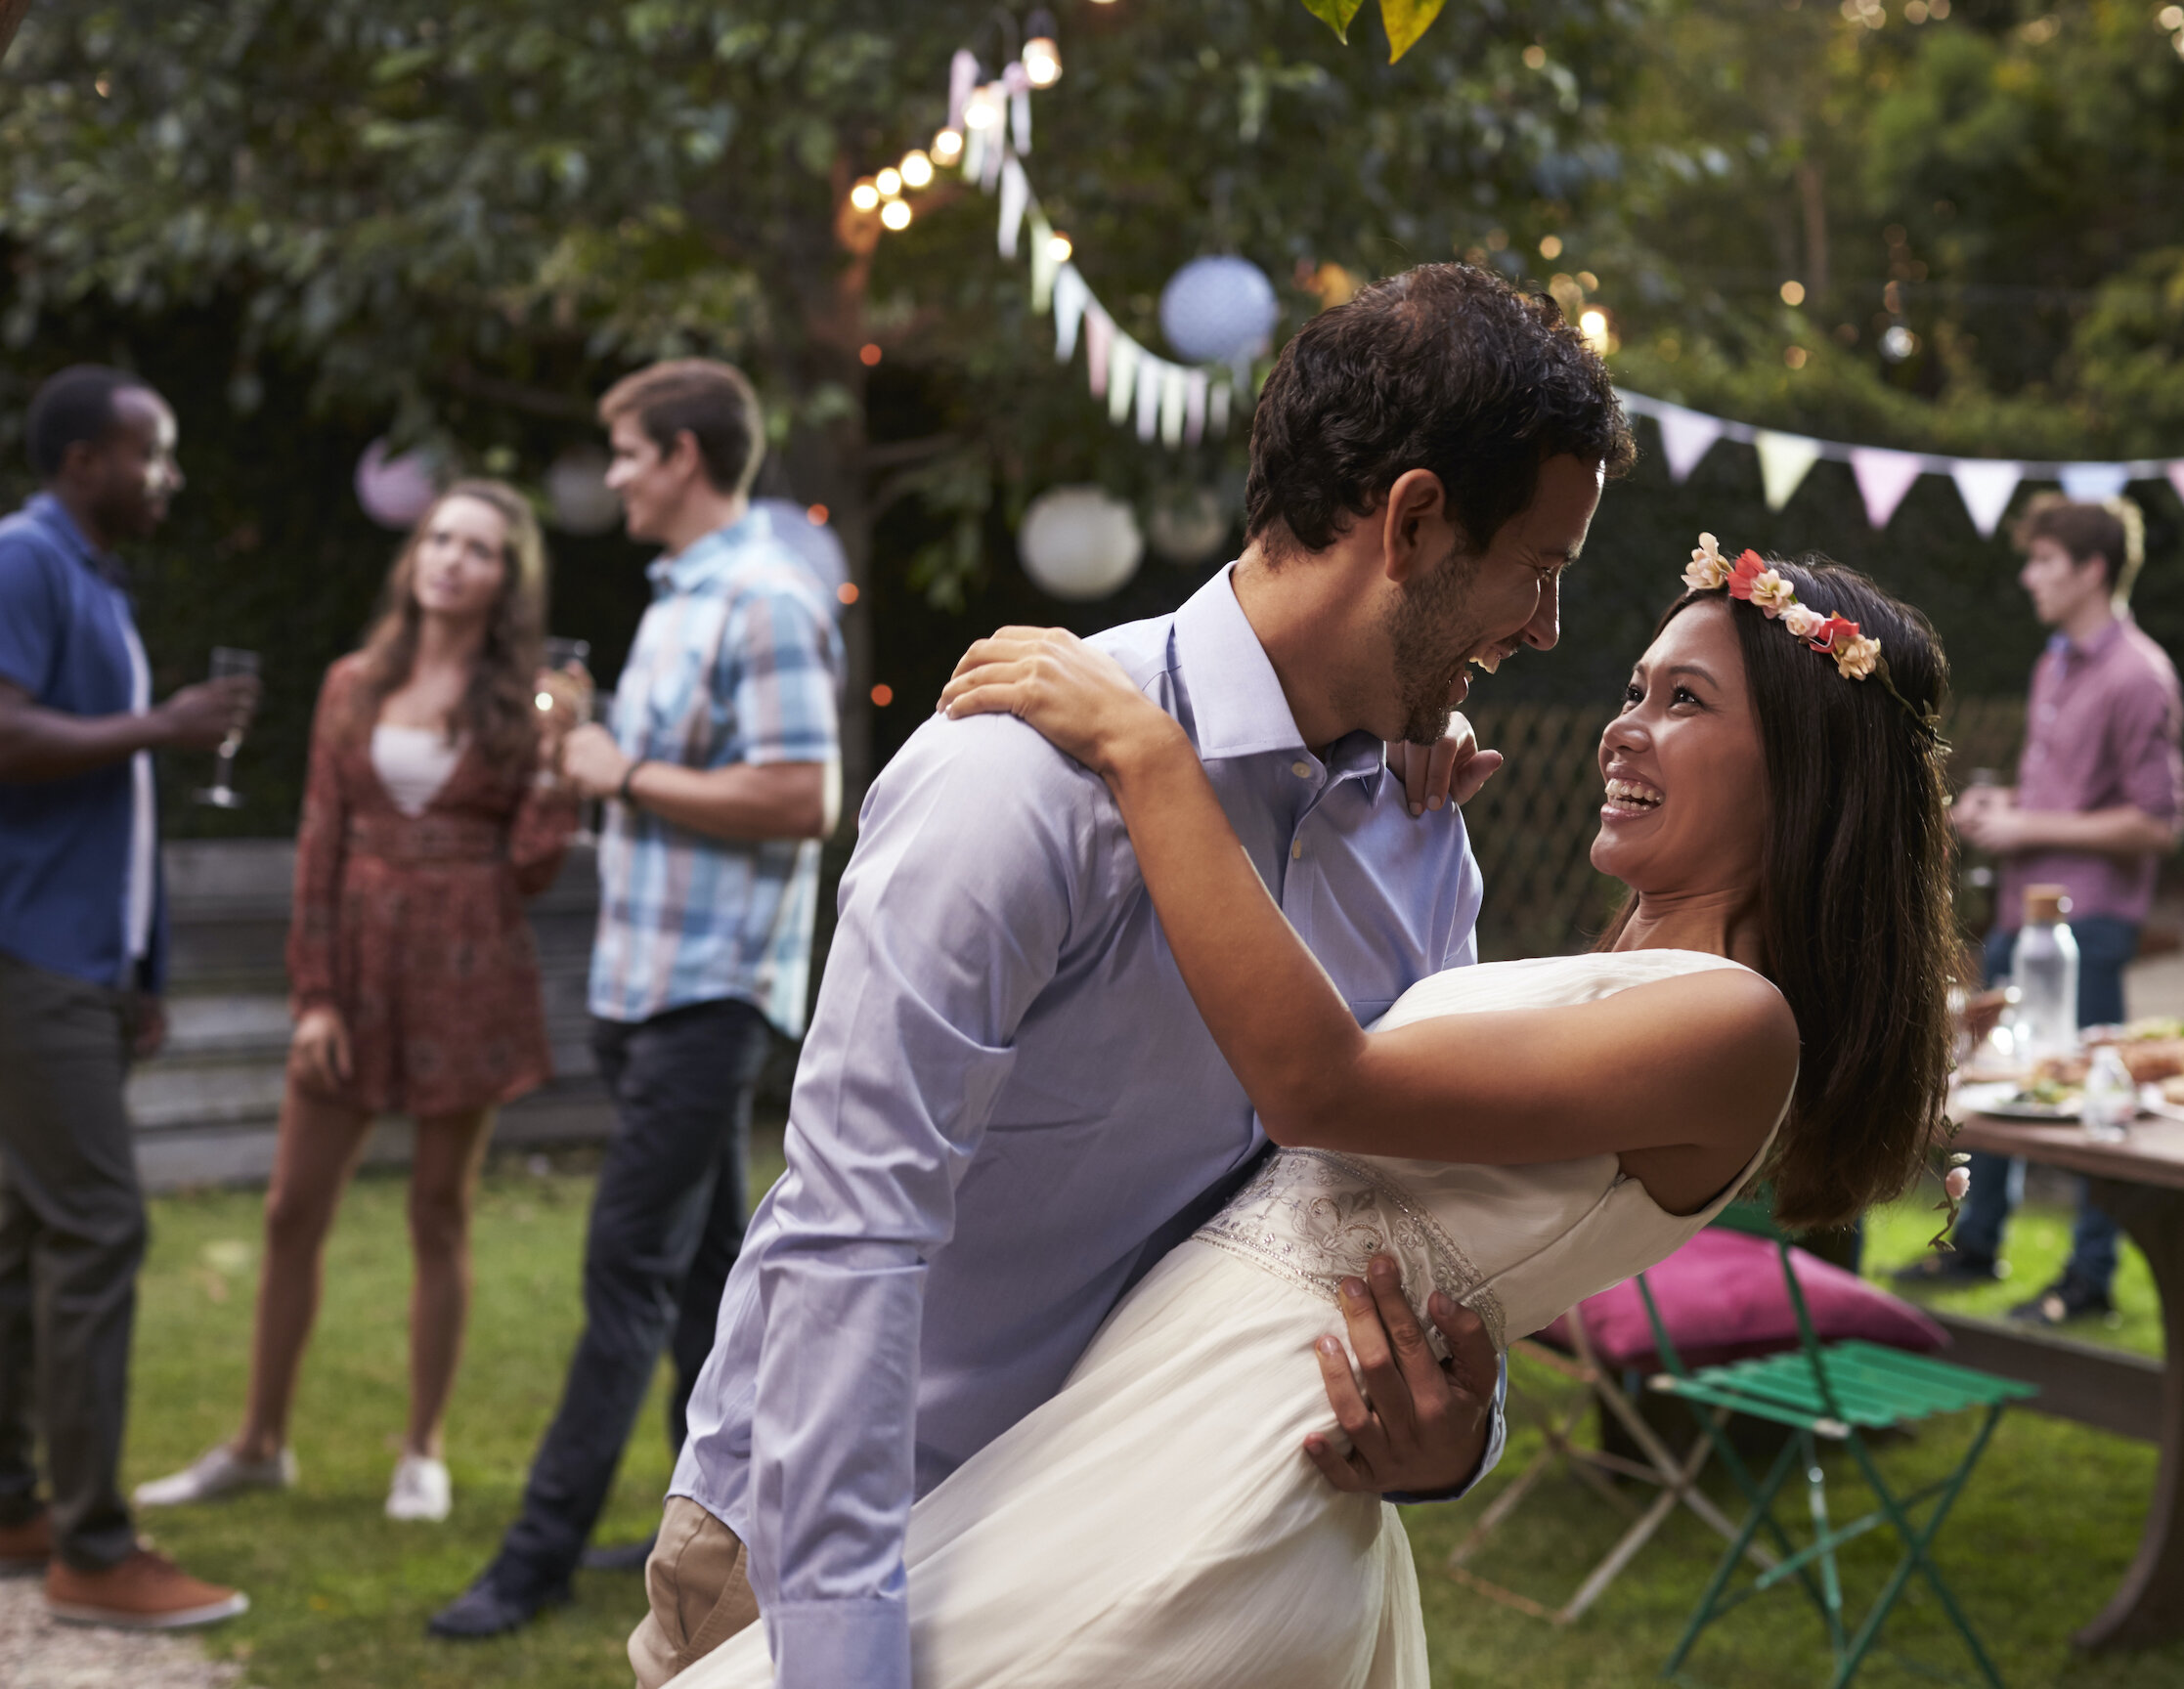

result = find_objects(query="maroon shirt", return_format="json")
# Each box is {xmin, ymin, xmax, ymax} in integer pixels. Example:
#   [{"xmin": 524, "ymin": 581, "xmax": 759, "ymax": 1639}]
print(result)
[{"xmin": 1997, "ymin": 615, "xmax": 2184, "ymax": 930}]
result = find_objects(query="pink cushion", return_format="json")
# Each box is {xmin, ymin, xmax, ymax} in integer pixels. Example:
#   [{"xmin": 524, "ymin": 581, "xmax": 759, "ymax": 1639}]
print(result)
[{"xmin": 1535, "ymin": 1229, "xmax": 1948, "ymax": 1373}]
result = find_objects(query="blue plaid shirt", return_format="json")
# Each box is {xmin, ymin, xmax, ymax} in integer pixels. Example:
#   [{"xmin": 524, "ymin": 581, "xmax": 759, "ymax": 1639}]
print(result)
[{"xmin": 588, "ymin": 507, "xmax": 843, "ymax": 1033}]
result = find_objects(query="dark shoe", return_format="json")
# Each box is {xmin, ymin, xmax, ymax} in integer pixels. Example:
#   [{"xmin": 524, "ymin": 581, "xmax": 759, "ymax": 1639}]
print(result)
[
  {"xmin": 2008, "ymin": 1272, "xmax": 2114, "ymax": 1327},
  {"xmin": 580, "ymin": 1533, "xmax": 657, "ymax": 1574},
  {"xmin": 427, "ymin": 1567, "xmax": 571, "ymax": 1639},
  {"xmin": 1891, "ymin": 1250, "xmax": 1998, "ymax": 1288},
  {"xmin": 46, "ymin": 1546, "xmax": 248, "ymax": 1629},
  {"xmin": 0, "ymin": 1508, "xmax": 52, "ymax": 1575}
]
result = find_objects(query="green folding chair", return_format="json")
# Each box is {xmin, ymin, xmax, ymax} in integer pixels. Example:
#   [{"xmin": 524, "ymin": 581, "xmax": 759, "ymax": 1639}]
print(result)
[{"xmin": 1637, "ymin": 1202, "xmax": 2036, "ymax": 1688}]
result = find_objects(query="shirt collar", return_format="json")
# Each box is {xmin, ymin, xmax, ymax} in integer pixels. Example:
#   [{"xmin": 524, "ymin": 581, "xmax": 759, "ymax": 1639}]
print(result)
[
  {"xmin": 1170, "ymin": 563, "xmax": 1387, "ymax": 786},
  {"xmin": 645, "ymin": 504, "xmax": 776, "ymax": 599},
  {"xmin": 2047, "ymin": 613, "xmax": 2129, "ymax": 669},
  {"xmin": 26, "ymin": 492, "xmax": 129, "ymax": 587}
]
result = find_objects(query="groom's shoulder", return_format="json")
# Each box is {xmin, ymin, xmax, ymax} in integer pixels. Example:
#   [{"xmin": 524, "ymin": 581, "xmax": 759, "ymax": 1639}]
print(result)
[{"xmin": 1084, "ymin": 609, "xmax": 1181, "ymax": 697}]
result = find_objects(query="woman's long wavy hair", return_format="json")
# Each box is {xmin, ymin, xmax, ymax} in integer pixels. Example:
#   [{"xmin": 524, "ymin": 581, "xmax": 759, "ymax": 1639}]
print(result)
[
  {"xmin": 351, "ymin": 479, "xmax": 548, "ymax": 779},
  {"xmin": 1597, "ymin": 559, "xmax": 1958, "ymax": 1228}
]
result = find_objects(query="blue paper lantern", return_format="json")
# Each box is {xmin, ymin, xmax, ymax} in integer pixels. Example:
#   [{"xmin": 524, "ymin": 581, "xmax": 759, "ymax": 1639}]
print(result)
[{"xmin": 1158, "ymin": 256, "xmax": 1279, "ymax": 366}]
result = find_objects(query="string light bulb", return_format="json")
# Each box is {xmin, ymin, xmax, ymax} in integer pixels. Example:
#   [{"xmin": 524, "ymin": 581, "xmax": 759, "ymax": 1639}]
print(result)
[
  {"xmin": 1023, "ymin": 27, "xmax": 1062, "ymax": 89},
  {"xmin": 1047, "ymin": 232, "xmax": 1073, "ymax": 263},
  {"xmin": 881, "ymin": 198, "xmax": 913, "ymax": 231},
  {"xmin": 876, "ymin": 165, "xmax": 903, "ymax": 198},
  {"xmin": 1578, "ymin": 309, "xmax": 1614, "ymax": 356},
  {"xmin": 850, "ymin": 179, "xmax": 880, "ymax": 213},
  {"xmin": 900, "ymin": 149, "xmax": 934, "ymax": 189},
  {"xmin": 933, "ymin": 127, "xmax": 963, "ymax": 163},
  {"xmin": 964, "ymin": 87, "xmax": 1001, "ymax": 129}
]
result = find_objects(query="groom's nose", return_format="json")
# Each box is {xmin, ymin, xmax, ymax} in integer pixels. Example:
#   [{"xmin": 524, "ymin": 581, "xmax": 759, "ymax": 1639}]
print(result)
[{"xmin": 1521, "ymin": 574, "xmax": 1561, "ymax": 652}]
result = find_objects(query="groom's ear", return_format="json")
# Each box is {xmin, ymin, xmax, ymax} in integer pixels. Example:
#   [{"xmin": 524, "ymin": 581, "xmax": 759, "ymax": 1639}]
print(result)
[{"xmin": 1378, "ymin": 469, "xmax": 1458, "ymax": 585}]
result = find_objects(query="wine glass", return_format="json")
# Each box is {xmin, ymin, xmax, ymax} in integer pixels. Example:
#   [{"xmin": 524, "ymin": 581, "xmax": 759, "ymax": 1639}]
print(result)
[
  {"xmin": 540, "ymin": 636, "xmax": 597, "ymax": 844},
  {"xmin": 193, "ymin": 647, "xmax": 261, "ymax": 808}
]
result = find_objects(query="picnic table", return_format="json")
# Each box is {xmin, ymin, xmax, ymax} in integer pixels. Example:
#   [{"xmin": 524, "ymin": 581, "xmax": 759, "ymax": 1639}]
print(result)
[{"xmin": 1952, "ymin": 1109, "xmax": 2184, "ymax": 1651}]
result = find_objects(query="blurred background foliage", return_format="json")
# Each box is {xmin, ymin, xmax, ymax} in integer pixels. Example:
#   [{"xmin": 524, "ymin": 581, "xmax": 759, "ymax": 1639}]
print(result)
[{"xmin": 1, "ymin": 0, "xmax": 2180, "ymax": 836}]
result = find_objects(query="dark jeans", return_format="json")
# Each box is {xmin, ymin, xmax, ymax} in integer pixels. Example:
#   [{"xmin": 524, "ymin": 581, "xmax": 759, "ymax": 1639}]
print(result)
[
  {"xmin": 493, "ymin": 997, "xmax": 772, "ymax": 1591},
  {"xmin": 0, "ymin": 951, "xmax": 145, "ymax": 1570},
  {"xmin": 1957, "ymin": 918, "xmax": 2136, "ymax": 1289}
]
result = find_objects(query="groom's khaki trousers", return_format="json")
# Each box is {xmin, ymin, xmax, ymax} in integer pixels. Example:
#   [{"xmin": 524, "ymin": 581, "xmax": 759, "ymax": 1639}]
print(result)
[{"xmin": 629, "ymin": 1496, "xmax": 761, "ymax": 1688}]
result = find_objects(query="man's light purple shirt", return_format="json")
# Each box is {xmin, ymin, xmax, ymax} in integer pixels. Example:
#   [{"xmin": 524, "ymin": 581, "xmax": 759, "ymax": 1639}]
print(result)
[{"xmin": 672, "ymin": 566, "xmax": 1497, "ymax": 1688}]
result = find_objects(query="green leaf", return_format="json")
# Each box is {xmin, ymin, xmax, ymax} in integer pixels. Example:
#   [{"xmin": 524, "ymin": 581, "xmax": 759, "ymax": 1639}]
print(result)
[
  {"xmin": 1299, "ymin": 0, "xmax": 1367, "ymax": 47},
  {"xmin": 1379, "ymin": 0, "xmax": 1447, "ymax": 63}
]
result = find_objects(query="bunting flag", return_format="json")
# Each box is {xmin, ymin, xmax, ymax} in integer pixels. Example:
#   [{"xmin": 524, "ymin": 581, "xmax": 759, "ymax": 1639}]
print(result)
[
  {"xmin": 1849, "ymin": 447, "xmax": 1926, "ymax": 531},
  {"xmin": 1755, "ymin": 430, "xmax": 1823, "ymax": 512},
  {"xmin": 1052, "ymin": 265, "xmax": 1088, "ymax": 363},
  {"xmin": 1135, "ymin": 353, "xmax": 1164, "ymax": 443},
  {"xmin": 1028, "ymin": 206, "xmax": 1059, "ymax": 313},
  {"xmin": 1159, "ymin": 364, "xmax": 1189, "ymax": 448},
  {"xmin": 1084, "ymin": 304, "xmax": 1114, "ymax": 399},
  {"xmin": 1951, "ymin": 460, "xmax": 2022, "ymax": 539},
  {"xmin": 1108, "ymin": 334, "xmax": 1142, "ymax": 426},
  {"xmin": 1618, "ymin": 390, "xmax": 2181, "ymax": 540},
  {"xmin": 1184, "ymin": 368, "xmax": 1209, "ymax": 446},
  {"xmin": 997, "ymin": 156, "xmax": 1028, "ymax": 259}
]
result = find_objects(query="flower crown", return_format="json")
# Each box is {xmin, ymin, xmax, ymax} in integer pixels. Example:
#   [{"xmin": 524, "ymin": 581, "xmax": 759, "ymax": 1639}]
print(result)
[{"xmin": 1682, "ymin": 535, "xmax": 1943, "ymax": 739}]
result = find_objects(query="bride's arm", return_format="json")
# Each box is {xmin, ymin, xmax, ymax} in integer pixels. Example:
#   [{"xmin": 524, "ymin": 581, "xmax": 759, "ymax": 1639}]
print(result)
[{"xmin": 939, "ymin": 629, "xmax": 1798, "ymax": 1172}]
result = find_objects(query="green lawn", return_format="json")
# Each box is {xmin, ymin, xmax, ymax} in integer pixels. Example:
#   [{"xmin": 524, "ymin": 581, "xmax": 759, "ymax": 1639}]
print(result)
[{"xmin": 128, "ymin": 1141, "xmax": 2177, "ymax": 1689}]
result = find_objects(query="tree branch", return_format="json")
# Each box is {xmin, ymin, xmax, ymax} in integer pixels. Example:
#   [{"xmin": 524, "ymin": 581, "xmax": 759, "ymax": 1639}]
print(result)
[{"xmin": 0, "ymin": 0, "xmax": 34, "ymax": 65}]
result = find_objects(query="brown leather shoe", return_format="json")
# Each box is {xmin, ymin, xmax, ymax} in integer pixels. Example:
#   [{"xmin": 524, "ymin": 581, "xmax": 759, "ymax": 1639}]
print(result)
[
  {"xmin": 0, "ymin": 1508, "xmax": 52, "ymax": 1573},
  {"xmin": 46, "ymin": 1546, "xmax": 248, "ymax": 1629}
]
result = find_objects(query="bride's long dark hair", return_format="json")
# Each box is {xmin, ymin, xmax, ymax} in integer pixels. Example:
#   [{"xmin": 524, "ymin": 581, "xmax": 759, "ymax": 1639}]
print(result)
[{"xmin": 1598, "ymin": 558, "xmax": 1957, "ymax": 1229}]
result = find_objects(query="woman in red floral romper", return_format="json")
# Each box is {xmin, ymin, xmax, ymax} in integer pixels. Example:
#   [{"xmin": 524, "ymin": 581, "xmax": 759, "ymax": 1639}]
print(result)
[{"xmin": 135, "ymin": 480, "xmax": 581, "ymax": 1524}]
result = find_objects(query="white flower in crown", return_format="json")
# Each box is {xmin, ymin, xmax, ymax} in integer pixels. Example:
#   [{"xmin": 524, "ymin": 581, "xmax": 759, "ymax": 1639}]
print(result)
[
  {"xmin": 1780, "ymin": 603, "xmax": 1827, "ymax": 641},
  {"xmin": 1683, "ymin": 533, "xmax": 1731, "ymax": 591},
  {"xmin": 1747, "ymin": 569, "xmax": 1797, "ymax": 618},
  {"xmin": 1834, "ymin": 633, "xmax": 1883, "ymax": 680}
]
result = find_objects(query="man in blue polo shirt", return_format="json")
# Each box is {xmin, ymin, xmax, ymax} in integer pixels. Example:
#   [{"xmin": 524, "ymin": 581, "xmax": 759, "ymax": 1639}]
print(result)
[{"xmin": 0, "ymin": 366, "xmax": 256, "ymax": 1627}]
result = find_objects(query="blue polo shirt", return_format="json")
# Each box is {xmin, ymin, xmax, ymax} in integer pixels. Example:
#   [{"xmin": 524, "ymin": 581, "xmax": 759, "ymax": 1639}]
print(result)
[{"xmin": 0, "ymin": 493, "xmax": 168, "ymax": 993}]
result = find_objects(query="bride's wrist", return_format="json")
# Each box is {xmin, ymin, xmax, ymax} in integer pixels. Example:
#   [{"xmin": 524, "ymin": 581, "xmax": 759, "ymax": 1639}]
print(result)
[{"xmin": 1097, "ymin": 715, "xmax": 1192, "ymax": 791}]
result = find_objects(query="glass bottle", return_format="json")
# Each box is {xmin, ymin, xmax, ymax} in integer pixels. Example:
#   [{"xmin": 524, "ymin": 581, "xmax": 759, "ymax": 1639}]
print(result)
[
  {"xmin": 2012, "ymin": 884, "xmax": 2080, "ymax": 1064},
  {"xmin": 2080, "ymin": 1045, "xmax": 2135, "ymax": 1143}
]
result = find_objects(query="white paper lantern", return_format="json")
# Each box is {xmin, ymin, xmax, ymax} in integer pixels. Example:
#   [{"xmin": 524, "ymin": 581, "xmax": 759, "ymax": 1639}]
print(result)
[
  {"xmin": 752, "ymin": 497, "xmax": 851, "ymax": 610},
  {"xmin": 546, "ymin": 446, "xmax": 622, "ymax": 535},
  {"xmin": 1158, "ymin": 256, "xmax": 1279, "ymax": 366},
  {"xmin": 354, "ymin": 439, "xmax": 439, "ymax": 530},
  {"xmin": 1019, "ymin": 486, "xmax": 1142, "ymax": 602},
  {"xmin": 1145, "ymin": 487, "xmax": 1232, "ymax": 567}
]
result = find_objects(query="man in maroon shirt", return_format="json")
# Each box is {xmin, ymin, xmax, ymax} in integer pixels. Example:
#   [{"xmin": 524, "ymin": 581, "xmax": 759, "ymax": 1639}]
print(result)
[{"xmin": 1913, "ymin": 497, "xmax": 2183, "ymax": 1322}]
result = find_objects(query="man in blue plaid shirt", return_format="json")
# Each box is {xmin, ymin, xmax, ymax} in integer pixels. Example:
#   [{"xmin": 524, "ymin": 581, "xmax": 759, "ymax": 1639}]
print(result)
[{"xmin": 433, "ymin": 360, "xmax": 842, "ymax": 1639}]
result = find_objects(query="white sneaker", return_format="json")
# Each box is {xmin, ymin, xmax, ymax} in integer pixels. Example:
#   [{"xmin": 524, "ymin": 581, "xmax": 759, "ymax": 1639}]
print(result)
[
  {"xmin": 133, "ymin": 1444, "xmax": 297, "ymax": 1508},
  {"xmin": 385, "ymin": 1454, "xmax": 451, "ymax": 1523}
]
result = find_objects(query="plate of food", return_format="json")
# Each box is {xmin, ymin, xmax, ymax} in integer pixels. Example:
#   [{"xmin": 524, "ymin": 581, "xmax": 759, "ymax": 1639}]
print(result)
[{"xmin": 1954, "ymin": 1078, "xmax": 2085, "ymax": 1120}]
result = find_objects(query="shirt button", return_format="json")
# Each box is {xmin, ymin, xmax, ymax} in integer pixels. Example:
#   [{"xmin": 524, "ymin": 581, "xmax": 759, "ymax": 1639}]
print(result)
[
  {"xmin": 1290, "ymin": 839, "xmax": 1304, "ymax": 860},
  {"xmin": 1290, "ymin": 759, "xmax": 1313, "ymax": 778}
]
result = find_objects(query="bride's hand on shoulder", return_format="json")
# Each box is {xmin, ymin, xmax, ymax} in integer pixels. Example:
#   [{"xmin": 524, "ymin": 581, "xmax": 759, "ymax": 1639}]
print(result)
[
  {"xmin": 939, "ymin": 627, "xmax": 1185, "ymax": 781},
  {"xmin": 1386, "ymin": 713, "xmax": 1506, "ymax": 818}
]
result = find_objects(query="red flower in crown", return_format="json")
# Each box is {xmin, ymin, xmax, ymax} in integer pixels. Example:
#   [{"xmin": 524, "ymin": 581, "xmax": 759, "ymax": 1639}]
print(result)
[
  {"xmin": 1725, "ymin": 549, "xmax": 1769, "ymax": 600},
  {"xmin": 1806, "ymin": 615, "xmax": 1860, "ymax": 652}
]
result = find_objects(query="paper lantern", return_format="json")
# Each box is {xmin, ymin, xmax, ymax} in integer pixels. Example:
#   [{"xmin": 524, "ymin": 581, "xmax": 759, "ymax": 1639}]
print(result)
[
  {"xmin": 1158, "ymin": 256, "xmax": 1279, "ymax": 366},
  {"xmin": 1019, "ymin": 486, "xmax": 1142, "ymax": 601},
  {"xmin": 546, "ymin": 446, "xmax": 622, "ymax": 535},
  {"xmin": 752, "ymin": 498, "xmax": 851, "ymax": 610},
  {"xmin": 354, "ymin": 439, "xmax": 439, "ymax": 530},
  {"xmin": 1146, "ymin": 487, "xmax": 1232, "ymax": 566}
]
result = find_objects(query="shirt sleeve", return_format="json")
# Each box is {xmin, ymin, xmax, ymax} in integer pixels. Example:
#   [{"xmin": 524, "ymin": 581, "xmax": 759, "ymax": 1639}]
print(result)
[
  {"xmin": 0, "ymin": 533, "xmax": 63, "ymax": 698},
  {"xmin": 739, "ymin": 713, "xmax": 1099, "ymax": 1689},
  {"xmin": 720, "ymin": 581, "xmax": 842, "ymax": 767},
  {"xmin": 2109, "ymin": 666, "xmax": 2184, "ymax": 824}
]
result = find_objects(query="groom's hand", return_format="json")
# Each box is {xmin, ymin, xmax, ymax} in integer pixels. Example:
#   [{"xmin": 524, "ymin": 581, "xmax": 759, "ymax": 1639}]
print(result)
[
  {"xmin": 1388, "ymin": 715, "xmax": 1504, "ymax": 817},
  {"xmin": 1304, "ymin": 1252, "xmax": 1497, "ymax": 1496}
]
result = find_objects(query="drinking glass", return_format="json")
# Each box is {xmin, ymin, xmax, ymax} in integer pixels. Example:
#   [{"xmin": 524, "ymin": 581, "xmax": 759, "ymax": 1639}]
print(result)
[
  {"xmin": 540, "ymin": 636, "xmax": 598, "ymax": 845},
  {"xmin": 193, "ymin": 646, "xmax": 261, "ymax": 808}
]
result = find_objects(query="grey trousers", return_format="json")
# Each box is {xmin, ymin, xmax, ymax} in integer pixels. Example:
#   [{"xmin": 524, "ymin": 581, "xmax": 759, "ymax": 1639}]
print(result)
[{"xmin": 0, "ymin": 951, "xmax": 144, "ymax": 1570}]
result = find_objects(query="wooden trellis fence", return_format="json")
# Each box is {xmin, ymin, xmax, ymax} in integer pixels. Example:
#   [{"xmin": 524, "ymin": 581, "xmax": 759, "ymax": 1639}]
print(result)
[{"xmin": 1461, "ymin": 696, "xmax": 2026, "ymax": 962}]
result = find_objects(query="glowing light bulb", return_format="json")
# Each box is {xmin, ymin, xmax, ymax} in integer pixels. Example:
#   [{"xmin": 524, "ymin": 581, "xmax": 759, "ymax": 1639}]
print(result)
[
  {"xmin": 881, "ymin": 198, "xmax": 912, "ymax": 231},
  {"xmin": 1023, "ymin": 37, "xmax": 1062, "ymax": 87},
  {"xmin": 900, "ymin": 150, "xmax": 934, "ymax": 189},
  {"xmin": 1579, "ymin": 309, "xmax": 1612, "ymax": 355},
  {"xmin": 1046, "ymin": 232, "xmax": 1073, "ymax": 264},
  {"xmin": 933, "ymin": 127, "xmax": 963, "ymax": 163},
  {"xmin": 876, "ymin": 166, "xmax": 902, "ymax": 198},
  {"xmin": 965, "ymin": 89, "xmax": 1000, "ymax": 129},
  {"xmin": 850, "ymin": 180, "xmax": 880, "ymax": 213}
]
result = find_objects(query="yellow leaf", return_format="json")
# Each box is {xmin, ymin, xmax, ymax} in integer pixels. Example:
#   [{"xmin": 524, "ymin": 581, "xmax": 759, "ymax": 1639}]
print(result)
[
  {"xmin": 1300, "ymin": 0, "xmax": 1368, "ymax": 44},
  {"xmin": 1380, "ymin": 0, "xmax": 1449, "ymax": 62}
]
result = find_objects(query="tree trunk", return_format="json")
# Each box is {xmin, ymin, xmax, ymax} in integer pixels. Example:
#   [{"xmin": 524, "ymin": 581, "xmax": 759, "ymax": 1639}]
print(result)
[
  {"xmin": 0, "ymin": 0, "xmax": 35, "ymax": 64},
  {"xmin": 1796, "ymin": 160, "xmax": 1830, "ymax": 305}
]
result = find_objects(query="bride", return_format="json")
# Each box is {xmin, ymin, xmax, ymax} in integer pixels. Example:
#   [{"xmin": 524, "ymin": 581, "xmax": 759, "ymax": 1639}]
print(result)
[{"xmin": 672, "ymin": 543, "xmax": 1958, "ymax": 1688}]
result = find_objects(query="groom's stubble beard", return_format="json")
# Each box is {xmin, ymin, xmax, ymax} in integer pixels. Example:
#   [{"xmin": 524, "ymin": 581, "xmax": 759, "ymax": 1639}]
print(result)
[{"xmin": 1387, "ymin": 542, "xmax": 1487, "ymax": 746}]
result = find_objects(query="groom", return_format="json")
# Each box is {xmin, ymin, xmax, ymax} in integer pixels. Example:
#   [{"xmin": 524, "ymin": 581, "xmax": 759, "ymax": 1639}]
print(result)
[{"xmin": 633, "ymin": 262, "xmax": 1633, "ymax": 1688}]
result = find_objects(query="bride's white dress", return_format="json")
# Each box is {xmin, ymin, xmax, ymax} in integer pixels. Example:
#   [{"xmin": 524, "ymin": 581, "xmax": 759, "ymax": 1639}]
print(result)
[{"xmin": 674, "ymin": 950, "xmax": 1786, "ymax": 1689}]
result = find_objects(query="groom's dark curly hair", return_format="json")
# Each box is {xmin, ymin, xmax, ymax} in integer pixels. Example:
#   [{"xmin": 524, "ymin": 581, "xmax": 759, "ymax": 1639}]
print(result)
[{"xmin": 1245, "ymin": 263, "xmax": 1634, "ymax": 560}]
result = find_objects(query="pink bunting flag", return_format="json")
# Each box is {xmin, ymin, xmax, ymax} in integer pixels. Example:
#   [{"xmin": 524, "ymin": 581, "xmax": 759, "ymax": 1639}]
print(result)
[
  {"xmin": 1184, "ymin": 369, "xmax": 1208, "ymax": 446},
  {"xmin": 1849, "ymin": 448, "xmax": 1925, "ymax": 530},
  {"xmin": 948, "ymin": 50, "xmax": 978, "ymax": 132},
  {"xmin": 1084, "ymin": 305, "xmax": 1114, "ymax": 400},
  {"xmin": 2169, "ymin": 461, "xmax": 2184, "ymax": 511}
]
